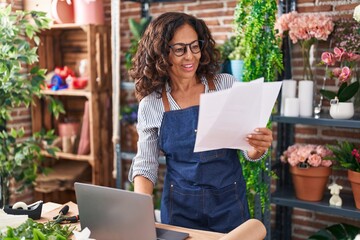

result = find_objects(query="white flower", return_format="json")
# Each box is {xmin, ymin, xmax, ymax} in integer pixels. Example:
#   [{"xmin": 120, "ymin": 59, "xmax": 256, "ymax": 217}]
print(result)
[
  {"xmin": 354, "ymin": 234, "xmax": 360, "ymax": 240},
  {"xmin": 354, "ymin": 4, "xmax": 360, "ymax": 22}
]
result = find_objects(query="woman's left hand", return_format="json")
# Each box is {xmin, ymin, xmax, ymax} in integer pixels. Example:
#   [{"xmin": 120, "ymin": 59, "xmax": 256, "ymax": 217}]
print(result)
[{"xmin": 246, "ymin": 127, "xmax": 273, "ymax": 159}]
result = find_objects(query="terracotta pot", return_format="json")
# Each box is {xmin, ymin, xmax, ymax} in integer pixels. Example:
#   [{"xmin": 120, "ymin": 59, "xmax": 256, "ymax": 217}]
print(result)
[
  {"xmin": 348, "ymin": 170, "xmax": 360, "ymax": 209},
  {"xmin": 290, "ymin": 165, "xmax": 332, "ymax": 202}
]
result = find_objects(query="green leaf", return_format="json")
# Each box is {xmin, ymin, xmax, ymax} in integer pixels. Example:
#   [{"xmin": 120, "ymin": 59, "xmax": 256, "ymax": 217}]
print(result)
[
  {"xmin": 320, "ymin": 89, "xmax": 337, "ymax": 101},
  {"xmin": 338, "ymin": 81, "xmax": 360, "ymax": 102}
]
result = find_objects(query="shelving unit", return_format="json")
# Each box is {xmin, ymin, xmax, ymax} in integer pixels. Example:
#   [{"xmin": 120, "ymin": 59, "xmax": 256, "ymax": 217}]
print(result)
[
  {"xmin": 271, "ymin": 114, "xmax": 360, "ymax": 239},
  {"xmin": 31, "ymin": 24, "xmax": 113, "ymax": 203}
]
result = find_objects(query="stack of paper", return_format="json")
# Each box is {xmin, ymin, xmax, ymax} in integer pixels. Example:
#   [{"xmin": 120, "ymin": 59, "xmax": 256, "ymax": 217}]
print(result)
[{"xmin": 194, "ymin": 78, "xmax": 282, "ymax": 152}]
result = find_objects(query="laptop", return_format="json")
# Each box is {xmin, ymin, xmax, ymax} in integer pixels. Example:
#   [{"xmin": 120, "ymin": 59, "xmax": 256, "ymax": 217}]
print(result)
[{"xmin": 74, "ymin": 182, "xmax": 189, "ymax": 240}]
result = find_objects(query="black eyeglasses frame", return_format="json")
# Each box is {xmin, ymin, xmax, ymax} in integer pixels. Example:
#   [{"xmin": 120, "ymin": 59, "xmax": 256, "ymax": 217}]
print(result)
[{"xmin": 168, "ymin": 40, "xmax": 205, "ymax": 57}]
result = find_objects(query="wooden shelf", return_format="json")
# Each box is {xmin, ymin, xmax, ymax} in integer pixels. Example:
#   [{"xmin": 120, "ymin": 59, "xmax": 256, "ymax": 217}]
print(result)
[
  {"xmin": 32, "ymin": 23, "xmax": 113, "ymax": 204},
  {"xmin": 40, "ymin": 89, "xmax": 91, "ymax": 97},
  {"xmin": 41, "ymin": 150, "xmax": 94, "ymax": 165},
  {"xmin": 49, "ymin": 23, "xmax": 96, "ymax": 30}
]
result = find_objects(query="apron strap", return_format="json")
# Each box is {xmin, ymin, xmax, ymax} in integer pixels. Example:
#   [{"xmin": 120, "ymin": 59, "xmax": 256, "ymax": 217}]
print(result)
[
  {"xmin": 161, "ymin": 78, "xmax": 216, "ymax": 112},
  {"xmin": 208, "ymin": 78, "xmax": 216, "ymax": 91},
  {"xmin": 162, "ymin": 87, "xmax": 171, "ymax": 112}
]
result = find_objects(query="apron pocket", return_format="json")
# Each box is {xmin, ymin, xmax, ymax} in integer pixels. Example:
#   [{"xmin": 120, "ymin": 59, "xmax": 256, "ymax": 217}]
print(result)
[
  {"xmin": 200, "ymin": 149, "xmax": 227, "ymax": 161},
  {"xmin": 168, "ymin": 183, "xmax": 203, "ymax": 227},
  {"xmin": 206, "ymin": 181, "xmax": 250, "ymax": 232}
]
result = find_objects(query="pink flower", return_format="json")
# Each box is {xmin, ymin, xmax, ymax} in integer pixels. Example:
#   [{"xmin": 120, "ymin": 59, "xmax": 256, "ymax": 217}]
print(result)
[
  {"xmin": 348, "ymin": 52, "xmax": 360, "ymax": 62},
  {"xmin": 352, "ymin": 149, "xmax": 360, "ymax": 163},
  {"xmin": 275, "ymin": 12, "xmax": 334, "ymax": 44},
  {"xmin": 338, "ymin": 66, "xmax": 352, "ymax": 82},
  {"xmin": 334, "ymin": 47, "xmax": 346, "ymax": 61},
  {"xmin": 321, "ymin": 52, "xmax": 336, "ymax": 66},
  {"xmin": 332, "ymin": 67, "xmax": 342, "ymax": 77},
  {"xmin": 321, "ymin": 160, "xmax": 333, "ymax": 167},
  {"xmin": 281, "ymin": 144, "xmax": 332, "ymax": 168},
  {"xmin": 308, "ymin": 154, "xmax": 322, "ymax": 167}
]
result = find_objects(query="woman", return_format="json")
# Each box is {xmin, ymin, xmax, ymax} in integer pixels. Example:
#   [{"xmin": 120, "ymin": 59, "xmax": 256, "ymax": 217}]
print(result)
[{"xmin": 128, "ymin": 12, "xmax": 273, "ymax": 233}]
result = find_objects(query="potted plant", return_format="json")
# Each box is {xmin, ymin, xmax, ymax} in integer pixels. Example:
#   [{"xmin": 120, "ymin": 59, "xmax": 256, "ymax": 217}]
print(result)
[
  {"xmin": 0, "ymin": 5, "xmax": 61, "ymax": 207},
  {"xmin": 120, "ymin": 104, "xmax": 138, "ymax": 152},
  {"xmin": 325, "ymin": 141, "xmax": 360, "ymax": 209},
  {"xmin": 308, "ymin": 223, "xmax": 360, "ymax": 240},
  {"xmin": 319, "ymin": 47, "xmax": 360, "ymax": 119},
  {"xmin": 281, "ymin": 144, "xmax": 333, "ymax": 201},
  {"xmin": 217, "ymin": 36, "xmax": 236, "ymax": 74},
  {"xmin": 124, "ymin": 17, "xmax": 152, "ymax": 71},
  {"xmin": 228, "ymin": 38, "xmax": 246, "ymax": 81}
]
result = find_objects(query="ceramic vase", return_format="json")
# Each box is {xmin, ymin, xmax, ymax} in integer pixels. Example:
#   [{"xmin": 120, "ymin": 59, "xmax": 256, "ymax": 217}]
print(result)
[
  {"xmin": 290, "ymin": 165, "xmax": 332, "ymax": 202},
  {"xmin": 348, "ymin": 170, "xmax": 360, "ymax": 209},
  {"xmin": 230, "ymin": 60, "xmax": 244, "ymax": 82},
  {"xmin": 329, "ymin": 101, "xmax": 354, "ymax": 120}
]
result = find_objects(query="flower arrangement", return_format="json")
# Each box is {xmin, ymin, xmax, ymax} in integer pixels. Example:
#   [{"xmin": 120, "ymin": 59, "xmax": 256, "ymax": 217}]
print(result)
[
  {"xmin": 275, "ymin": 11, "xmax": 334, "ymax": 80},
  {"xmin": 280, "ymin": 144, "xmax": 333, "ymax": 168},
  {"xmin": 326, "ymin": 141, "xmax": 360, "ymax": 173},
  {"xmin": 120, "ymin": 104, "xmax": 138, "ymax": 124},
  {"xmin": 319, "ymin": 47, "xmax": 360, "ymax": 102},
  {"xmin": 331, "ymin": 18, "xmax": 360, "ymax": 53}
]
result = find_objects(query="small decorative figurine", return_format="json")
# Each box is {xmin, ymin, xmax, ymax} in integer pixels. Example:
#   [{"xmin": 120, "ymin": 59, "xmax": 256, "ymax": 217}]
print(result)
[{"xmin": 328, "ymin": 181, "xmax": 343, "ymax": 207}]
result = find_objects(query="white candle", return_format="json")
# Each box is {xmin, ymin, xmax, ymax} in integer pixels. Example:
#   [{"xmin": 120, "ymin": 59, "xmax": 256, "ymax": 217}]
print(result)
[
  {"xmin": 284, "ymin": 98, "xmax": 300, "ymax": 117},
  {"xmin": 281, "ymin": 79, "xmax": 297, "ymax": 115},
  {"xmin": 298, "ymin": 80, "xmax": 314, "ymax": 117}
]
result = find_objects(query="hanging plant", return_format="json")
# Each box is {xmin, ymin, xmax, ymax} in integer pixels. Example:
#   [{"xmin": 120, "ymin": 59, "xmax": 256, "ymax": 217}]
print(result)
[{"xmin": 233, "ymin": 0, "xmax": 283, "ymax": 217}]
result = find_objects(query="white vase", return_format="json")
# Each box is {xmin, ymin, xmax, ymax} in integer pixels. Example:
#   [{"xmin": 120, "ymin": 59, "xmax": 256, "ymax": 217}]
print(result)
[{"xmin": 329, "ymin": 100, "xmax": 354, "ymax": 119}]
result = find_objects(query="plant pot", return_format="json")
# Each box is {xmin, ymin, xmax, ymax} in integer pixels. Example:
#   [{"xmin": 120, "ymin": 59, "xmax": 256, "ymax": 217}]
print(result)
[
  {"xmin": 348, "ymin": 170, "xmax": 360, "ymax": 209},
  {"xmin": 290, "ymin": 165, "xmax": 332, "ymax": 202},
  {"xmin": 329, "ymin": 101, "xmax": 354, "ymax": 120},
  {"xmin": 230, "ymin": 60, "xmax": 244, "ymax": 82}
]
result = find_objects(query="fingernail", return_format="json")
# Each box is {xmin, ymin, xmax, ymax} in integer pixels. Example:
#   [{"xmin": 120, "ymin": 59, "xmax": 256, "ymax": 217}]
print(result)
[
  {"xmin": 255, "ymin": 128, "xmax": 259, "ymax": 132},
  {"xmin": 248, "ymin": 135, "xmax": 252, "ymax": 138}
]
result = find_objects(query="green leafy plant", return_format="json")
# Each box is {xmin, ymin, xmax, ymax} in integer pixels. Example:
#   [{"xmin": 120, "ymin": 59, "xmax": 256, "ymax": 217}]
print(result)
[
  {"xmin": 228, "ymin": 38, "xmax": 246, "ymax": 60},
  {"xmin": 124, "ymin": 17, "xmax": 152, "ymax": 70},
  {"xmin": 234, "ymin": 0, "xmax": 283, "ymax": 217},
  {"xmin": 0, "ymin": 5, "xmax": 63, "ymax": 207},
  {"xmin": 325, "ymin": 141, "xmax": 360, "ymax": 173},
  {"xmin": 0, "ymin": 218, "xmax": 74, "ymax": 239},
  {"xmin": 308, "ymin": 223, "xmax": 360, "ymax": 240},
  {"xmin": 217, "ymin": 36, "xmax": 237, "ymax": 62}
]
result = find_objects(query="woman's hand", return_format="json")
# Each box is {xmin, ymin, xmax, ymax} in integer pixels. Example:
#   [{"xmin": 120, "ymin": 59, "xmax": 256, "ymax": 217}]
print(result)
[{"xmin": 246, "ymin": 127, "xmax": 273, "ymax": 159}]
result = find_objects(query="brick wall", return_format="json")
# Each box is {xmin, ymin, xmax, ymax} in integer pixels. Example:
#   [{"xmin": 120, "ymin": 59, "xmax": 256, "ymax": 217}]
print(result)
[
  {"xmin": 119, "ymin": 0, "xmax": 360, "ymax": 239},
  {"xmin": 4, "ymin": 0, "xmax": 360, "ymax": 238}
]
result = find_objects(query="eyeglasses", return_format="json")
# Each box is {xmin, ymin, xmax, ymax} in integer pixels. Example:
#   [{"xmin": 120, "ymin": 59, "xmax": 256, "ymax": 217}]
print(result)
[{"xmin": 168, "ymin": 40, "xmax": 204, "ymax": 57}]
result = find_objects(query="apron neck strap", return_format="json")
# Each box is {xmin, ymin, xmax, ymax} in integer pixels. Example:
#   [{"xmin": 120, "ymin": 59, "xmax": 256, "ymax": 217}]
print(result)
[
  {"xmin": 161, "ymin": 78, "xmax": 216, "ymax": 112},
  {"xmin": 162, "ymin": 87, "xmax": 171, "ymax": 112}
]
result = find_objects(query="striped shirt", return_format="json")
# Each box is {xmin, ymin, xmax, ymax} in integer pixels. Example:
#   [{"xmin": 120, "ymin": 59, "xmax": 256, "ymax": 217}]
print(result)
[{"xmin": 128, "ymin": 73, "xmax": 267, "ymax": 185}]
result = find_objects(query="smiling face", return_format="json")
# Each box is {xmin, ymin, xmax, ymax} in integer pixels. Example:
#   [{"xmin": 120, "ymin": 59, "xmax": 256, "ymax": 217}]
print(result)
[{"xmin": 168, "ymin": 24, "xmax": 201, "ymax": 83}]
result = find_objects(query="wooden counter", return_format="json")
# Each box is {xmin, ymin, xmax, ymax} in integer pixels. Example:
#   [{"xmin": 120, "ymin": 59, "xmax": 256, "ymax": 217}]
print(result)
[{"xmin": 40, "ymin": 202, "xmax": 225, "ymax": 240}]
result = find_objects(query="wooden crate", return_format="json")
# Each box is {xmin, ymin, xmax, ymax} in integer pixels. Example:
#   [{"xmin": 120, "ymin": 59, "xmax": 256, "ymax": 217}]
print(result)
[
  {"xmin": 32, "ymin": 24, "xmax": 113, "ymax": 204},
  {"xmin": 37, "ymin": 24, "xmax": 112, "ymax": 92}
]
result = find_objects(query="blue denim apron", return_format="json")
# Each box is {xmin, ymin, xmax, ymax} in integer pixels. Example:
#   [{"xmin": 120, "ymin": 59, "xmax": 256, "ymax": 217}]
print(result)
[{"xmin": 158, "ymin": 79, "xmax": 250, "ymax": 233}]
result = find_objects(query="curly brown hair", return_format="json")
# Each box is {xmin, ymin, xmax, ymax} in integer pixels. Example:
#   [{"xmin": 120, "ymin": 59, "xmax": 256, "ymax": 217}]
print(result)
[{"xmin": 129, "ymin": 12, "xmax": 221, "ymax": 101}]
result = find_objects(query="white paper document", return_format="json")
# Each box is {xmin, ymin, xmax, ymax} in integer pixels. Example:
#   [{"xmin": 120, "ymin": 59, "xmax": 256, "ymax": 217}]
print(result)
[{"xmin": 194, "ymin": 78, "xmax": 282, "ymax": 152}]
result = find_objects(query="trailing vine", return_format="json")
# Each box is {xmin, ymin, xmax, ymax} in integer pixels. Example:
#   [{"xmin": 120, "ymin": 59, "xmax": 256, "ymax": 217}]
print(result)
[{"xmin": 233, "ymin": 0, "xmax": 283, "ymax": 217}]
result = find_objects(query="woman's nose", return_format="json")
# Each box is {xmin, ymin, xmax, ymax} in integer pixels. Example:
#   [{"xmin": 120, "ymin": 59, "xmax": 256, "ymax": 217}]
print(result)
[{"xmin": 184, "ymin": 46, "xmax": 194, "ymax": 59}]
